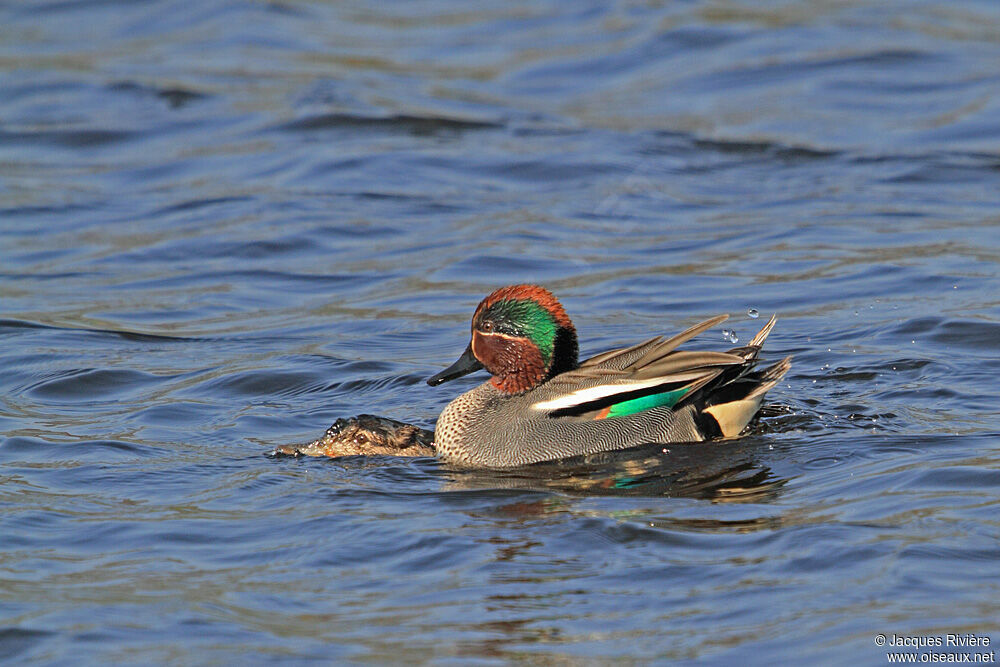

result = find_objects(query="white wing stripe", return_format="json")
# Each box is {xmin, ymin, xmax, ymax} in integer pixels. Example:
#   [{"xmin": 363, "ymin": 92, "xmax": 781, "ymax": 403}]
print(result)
[{"xmin": 531, "ymin": 378, "xmax": 673, "ymax": 411}]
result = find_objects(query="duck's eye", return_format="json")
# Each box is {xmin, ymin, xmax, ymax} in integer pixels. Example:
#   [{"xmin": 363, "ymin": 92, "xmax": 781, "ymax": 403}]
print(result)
[{"xmin": 481, "ymin": 320, "xmax": 494, "ymax": 332}]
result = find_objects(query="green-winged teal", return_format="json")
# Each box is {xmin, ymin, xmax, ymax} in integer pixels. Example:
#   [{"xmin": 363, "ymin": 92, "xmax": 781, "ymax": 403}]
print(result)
[{"xmin": 428, "ymin": 284, "xmax": 791, "ymax": 468}]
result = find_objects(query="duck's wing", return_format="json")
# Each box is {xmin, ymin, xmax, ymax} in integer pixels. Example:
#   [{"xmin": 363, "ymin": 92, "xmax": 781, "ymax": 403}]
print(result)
[
  {"xmin": 530, "ymin": 315, "xmax": 743, "ymax": 417},
  {"xmin": 530, "ymin": 350, "xmax": 743, "ymax": 416},
  {"xmin": 530, "ymin": 314, "xmax": 788, "ymax": 424},
  {"xmin": 580, "ymin": 314, "xmax": 729, "ymax": 371}
]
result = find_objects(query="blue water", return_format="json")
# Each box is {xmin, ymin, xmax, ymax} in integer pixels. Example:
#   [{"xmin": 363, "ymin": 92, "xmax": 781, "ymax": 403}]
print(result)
[{"xmin": 3, "ymin": 1, "xmax": 1000, "ymax": 663}]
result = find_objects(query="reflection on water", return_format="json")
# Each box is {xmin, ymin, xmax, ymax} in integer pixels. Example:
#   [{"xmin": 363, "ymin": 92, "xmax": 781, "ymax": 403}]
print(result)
[{"xmin": 442, "ymin": 438, "xmax": 787, "ymax": 507}]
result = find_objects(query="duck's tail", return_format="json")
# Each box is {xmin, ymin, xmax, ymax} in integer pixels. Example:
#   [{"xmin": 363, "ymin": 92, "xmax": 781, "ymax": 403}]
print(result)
[
  {"xmin": 696, "ymin": 315, "xmax": 791, "ymax": 438},
  {"xmin": 701, "ymin": 356, "xmax": 791, "ymax": 437}
]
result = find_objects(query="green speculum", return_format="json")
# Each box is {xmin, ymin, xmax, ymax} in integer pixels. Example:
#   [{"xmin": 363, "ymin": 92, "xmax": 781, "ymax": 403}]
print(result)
[{"xmin": 605, "ymin": 386, "xmax": 693, "ymax": 418}]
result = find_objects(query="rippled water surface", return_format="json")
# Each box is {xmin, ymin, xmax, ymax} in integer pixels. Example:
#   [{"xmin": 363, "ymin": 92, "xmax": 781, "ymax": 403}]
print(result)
[{"xmin": 3, "ymin": 1, "xmax": 1000, "ymax": 663}]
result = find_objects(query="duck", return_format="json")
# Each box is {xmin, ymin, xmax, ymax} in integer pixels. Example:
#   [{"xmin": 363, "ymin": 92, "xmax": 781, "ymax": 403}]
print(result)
[
  {"xmin": 427, "ymin": 284, "xmax": 791, "ymax": 468},
  {"xmin": 272, "ymin": 414, "xmax": 434, "ymax": 459}
]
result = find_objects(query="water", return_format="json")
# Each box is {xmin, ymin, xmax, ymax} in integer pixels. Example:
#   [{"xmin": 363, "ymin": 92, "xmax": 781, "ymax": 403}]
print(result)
[{"xmin": 3, "ymin": 0, "xmax": 1000, "ymax": 663}]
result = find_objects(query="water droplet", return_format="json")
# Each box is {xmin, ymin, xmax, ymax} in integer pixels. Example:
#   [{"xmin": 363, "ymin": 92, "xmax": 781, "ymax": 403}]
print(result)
[
  {"xmin": 747, "ymin": 308, "xmax": 759, "ymax": 319},
  {"xmin": 722, "ymin": 329, "xmax": 738, "ymax": 344}
]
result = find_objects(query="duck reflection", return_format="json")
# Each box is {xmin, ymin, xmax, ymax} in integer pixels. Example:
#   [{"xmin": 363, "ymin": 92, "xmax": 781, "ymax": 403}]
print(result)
[{"xmin": 440, "ymin": 439, "xmax": 786, "ymax": 504}]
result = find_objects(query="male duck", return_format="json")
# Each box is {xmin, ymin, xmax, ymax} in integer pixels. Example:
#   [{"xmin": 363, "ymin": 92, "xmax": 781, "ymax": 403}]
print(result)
[{"xmin": 428, "ymin": 284, "xmax": 791, "ymax": 468}]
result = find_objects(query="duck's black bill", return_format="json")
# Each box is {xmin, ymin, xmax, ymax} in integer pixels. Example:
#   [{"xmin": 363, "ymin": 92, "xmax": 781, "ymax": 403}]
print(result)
[{"xmin": 427, "ymin": 344, "xmax": 483, "ymax": 386}]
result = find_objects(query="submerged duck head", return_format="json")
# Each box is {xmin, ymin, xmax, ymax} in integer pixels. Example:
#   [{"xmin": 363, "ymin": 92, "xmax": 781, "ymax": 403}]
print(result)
[{"xmin": 427, "ymin": 284, "xmax": 579, "ymax": 393}]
